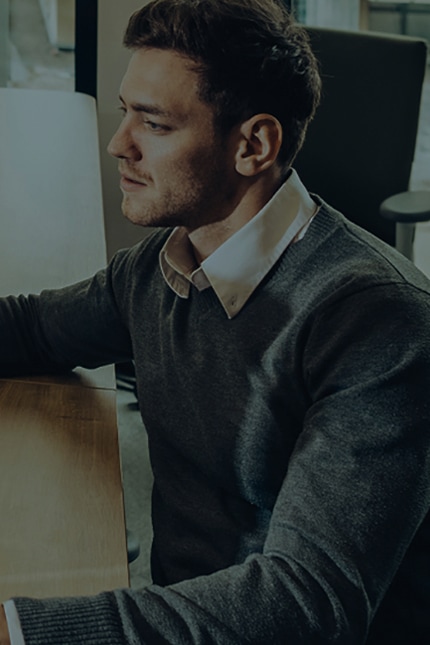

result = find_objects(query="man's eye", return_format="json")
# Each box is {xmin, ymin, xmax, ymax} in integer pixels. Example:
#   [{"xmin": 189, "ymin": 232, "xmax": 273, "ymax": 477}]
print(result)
[
  {"xmin": 143, "ymin": 120, "xmax": 165, "ymax": 132},
  {"xmin": 115, "ymin": 107, "xmax": 168, "ymax": 132}
]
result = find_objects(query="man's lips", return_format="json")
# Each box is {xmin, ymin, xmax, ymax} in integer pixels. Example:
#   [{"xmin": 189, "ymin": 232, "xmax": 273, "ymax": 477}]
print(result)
[{"xmin": 119, "ymin": 173, "xmax": 147, "ymax": 191}]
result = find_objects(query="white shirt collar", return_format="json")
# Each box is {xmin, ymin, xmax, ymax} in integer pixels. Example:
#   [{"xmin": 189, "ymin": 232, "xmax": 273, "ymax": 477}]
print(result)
[{"xmin": 159, "ymin": 169, "xmax": 318, "ymax": 318}]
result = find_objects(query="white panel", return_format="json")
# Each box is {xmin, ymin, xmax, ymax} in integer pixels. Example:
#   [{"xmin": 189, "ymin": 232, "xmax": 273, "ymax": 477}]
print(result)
[{"xmin": 0, "ymin": 88, "xmax": 106, "ymax": 295}]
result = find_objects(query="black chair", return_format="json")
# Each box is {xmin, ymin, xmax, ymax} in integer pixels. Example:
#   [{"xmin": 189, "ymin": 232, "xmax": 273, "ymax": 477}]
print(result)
[{"xmin": 295, "ymin": 27, "xmax": 430, "ymax": 260}]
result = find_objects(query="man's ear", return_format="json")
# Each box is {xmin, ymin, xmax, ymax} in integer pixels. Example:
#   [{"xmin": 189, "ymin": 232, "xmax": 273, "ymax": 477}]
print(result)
[{"xmin": 234, "ymin": 114, "xmax": 283, "ymax": 177}]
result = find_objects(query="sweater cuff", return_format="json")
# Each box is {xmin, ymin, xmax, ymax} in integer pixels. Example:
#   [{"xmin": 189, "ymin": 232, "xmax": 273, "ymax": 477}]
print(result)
[{"xmin": 13, "ymin": 593, "xmax": 124, "ymax": 645}]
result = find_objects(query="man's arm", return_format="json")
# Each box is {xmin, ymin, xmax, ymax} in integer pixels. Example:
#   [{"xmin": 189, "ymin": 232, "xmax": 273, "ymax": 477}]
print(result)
[
  {"xmin": 7, "ymin": 282, "xmax": 430, "ymax": 644},
  {"xmin": 0, "ymin": 252, "xmax": 134, "ymax": 376}
]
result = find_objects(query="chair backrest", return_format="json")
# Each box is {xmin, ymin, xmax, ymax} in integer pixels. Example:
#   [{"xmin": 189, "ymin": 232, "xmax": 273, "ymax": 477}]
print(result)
[{"xmin": 294, "ymin": 27, "xmax": 428, "ymax": 246}]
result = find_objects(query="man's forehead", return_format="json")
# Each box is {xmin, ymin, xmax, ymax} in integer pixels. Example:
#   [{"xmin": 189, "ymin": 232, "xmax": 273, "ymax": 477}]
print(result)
[
  {"xmin": 121, "ymin": 48, "xmax": 200, "ymax": 93},
  {"xmin": 118, "ymin": 48, "xmax": 212, "ymax": 123}
]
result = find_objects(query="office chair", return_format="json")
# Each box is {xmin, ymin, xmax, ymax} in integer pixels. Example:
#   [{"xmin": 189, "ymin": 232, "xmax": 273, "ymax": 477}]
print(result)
[{"xmin": 294, "ymin": 27, "xmax": 430, "ymax": 261}]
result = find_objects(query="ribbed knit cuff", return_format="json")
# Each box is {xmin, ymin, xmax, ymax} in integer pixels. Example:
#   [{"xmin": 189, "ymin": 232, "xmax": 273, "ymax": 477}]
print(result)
[{"xmin": 13, "ymin": 593, "xmax": 124, "ymax": 645}]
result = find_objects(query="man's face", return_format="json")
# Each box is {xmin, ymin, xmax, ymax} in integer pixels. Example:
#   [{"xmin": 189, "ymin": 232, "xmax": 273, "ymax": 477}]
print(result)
[{"xmin": 108, "ymin": 47, "xmax": 240, "ymax": 231}]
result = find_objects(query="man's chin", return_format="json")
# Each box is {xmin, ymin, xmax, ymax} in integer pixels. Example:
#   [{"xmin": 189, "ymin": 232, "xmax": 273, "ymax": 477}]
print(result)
[
  {"xmin": 121, "ymin": 196, "xmax": 194, "ymax": 229},
  {"xmin": 121, "ymin": 198, "xmax": 152, "ymax": 227},
  {"xmin": 122, "ymin": 210, "xmax": 152, "ymax": 228},
  {"xmin": 121, "ymin": 204, "xmax": 168, "ymax": 229}
]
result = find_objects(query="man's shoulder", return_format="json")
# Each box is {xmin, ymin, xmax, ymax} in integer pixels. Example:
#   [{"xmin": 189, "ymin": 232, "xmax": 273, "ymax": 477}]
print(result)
[
  {"xmin": 265, "ymin": 201, "xmax": 430, "ymax": 324},
  {"xmin": 300, "ymin": 201, "xmax": 430, "ymax": 293}
]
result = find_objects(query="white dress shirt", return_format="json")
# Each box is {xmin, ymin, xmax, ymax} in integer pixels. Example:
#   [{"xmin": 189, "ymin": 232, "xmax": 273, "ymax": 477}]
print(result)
[
  {"xmin": 160, "ymin": 169, "xmax": 318, "ymax": 318},
  {"xmin": 3, "ymin": 601, "xmax": 25, "ymax": 645}
]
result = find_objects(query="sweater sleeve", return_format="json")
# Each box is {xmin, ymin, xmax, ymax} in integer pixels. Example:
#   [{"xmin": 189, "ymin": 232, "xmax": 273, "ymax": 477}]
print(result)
[
  {"xmin": 11, "ymin": 282, "xmax": 430, "ymax": 644},
  {"xmin": 0, "ymin": 250, "xmax": 134, "ymax": 376}
]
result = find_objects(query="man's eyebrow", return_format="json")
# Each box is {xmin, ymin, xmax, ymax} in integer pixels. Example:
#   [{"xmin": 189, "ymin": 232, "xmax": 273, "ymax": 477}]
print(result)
[{"xmin": 118, "ymin": 95, "xmax": 173, "ymax": 119}]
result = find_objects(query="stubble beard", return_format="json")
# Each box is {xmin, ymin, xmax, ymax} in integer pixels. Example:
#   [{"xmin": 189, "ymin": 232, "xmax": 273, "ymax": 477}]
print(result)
[
  {"xmin": 121, "ymin": 187, "xmax": 207, "ymax": 229},
  {"xmin": 121, "ymin": 150, "xmax": 234, "ymax": 232}
]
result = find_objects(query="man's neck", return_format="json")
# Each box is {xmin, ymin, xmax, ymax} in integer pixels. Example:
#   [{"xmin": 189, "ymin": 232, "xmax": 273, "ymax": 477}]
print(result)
[{"xmin": 186, "ymin": 172, "xmax": 284, "ymax": 263}]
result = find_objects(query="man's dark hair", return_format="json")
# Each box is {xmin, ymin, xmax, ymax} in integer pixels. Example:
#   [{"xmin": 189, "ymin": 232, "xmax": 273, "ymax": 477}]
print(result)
[{"xmin": 124, "ymin": 0, "xmax": 321, "ymax": 172}]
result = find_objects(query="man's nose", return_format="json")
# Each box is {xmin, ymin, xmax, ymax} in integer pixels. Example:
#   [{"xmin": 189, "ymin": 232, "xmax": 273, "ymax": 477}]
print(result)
[{"xmin": 107, "ymin": 122, "xmax": 139, "ymax": 160}]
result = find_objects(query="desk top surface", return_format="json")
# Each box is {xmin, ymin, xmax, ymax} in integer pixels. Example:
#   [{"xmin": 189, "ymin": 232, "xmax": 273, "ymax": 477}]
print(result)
[{"xmin": 0, "ymin": 379, "xmax": 128, "ymax": 600}]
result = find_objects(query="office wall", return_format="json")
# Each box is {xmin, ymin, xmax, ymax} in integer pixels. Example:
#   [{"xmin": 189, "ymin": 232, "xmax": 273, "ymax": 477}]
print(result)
[
  {"xmin": 97, "ymin": 0, "xmax": 151, "ymax": 259},
  {"xmin": 305, "ymin": 0, "xmax": 360, "ymax": 30},
  {"xmin": 39, "ymin": 0, "xmax": 75, "ymax": 49},
  {"xmin": 368, "ymin": 7, "xmax": 430, "ymax": 43}
]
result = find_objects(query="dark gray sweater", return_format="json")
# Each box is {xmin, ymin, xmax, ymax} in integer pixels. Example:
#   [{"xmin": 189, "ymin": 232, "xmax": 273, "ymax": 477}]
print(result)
[{"xmin": 2, "ymin": 202, "xmax": 430, "ymax": 644}]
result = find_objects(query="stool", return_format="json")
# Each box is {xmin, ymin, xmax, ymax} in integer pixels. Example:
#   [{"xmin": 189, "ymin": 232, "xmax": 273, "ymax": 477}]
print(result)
[{"xmin": 380, "ymin": 190, "xmax": 430, "ymax": 261}]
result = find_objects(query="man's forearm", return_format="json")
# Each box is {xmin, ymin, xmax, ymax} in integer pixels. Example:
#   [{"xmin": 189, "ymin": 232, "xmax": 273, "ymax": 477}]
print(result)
[{"xmin": 0, "ymin": 606, "xmax": 11, "ymax": 645}]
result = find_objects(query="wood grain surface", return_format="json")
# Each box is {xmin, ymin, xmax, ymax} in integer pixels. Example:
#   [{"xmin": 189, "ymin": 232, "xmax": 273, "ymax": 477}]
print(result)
[{"xmin": 0, "ymin": 379, "xmax": 129, "ymax": 601}]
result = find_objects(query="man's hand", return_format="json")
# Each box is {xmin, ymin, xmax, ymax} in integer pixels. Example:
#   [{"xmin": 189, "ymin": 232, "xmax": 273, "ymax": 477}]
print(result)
[{"xmin": 0, "ymin": 606, "xmax": 11, "ymax": 645}]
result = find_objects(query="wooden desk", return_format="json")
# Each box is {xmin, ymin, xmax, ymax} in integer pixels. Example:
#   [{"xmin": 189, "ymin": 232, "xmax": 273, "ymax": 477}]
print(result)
[
  {"xmin": 0, "ymin": 89, "xmax": 129, "ymax": 601},
  {"xmin": 0, "ymin": 372, "xmax": 128, "ymax": 599}
]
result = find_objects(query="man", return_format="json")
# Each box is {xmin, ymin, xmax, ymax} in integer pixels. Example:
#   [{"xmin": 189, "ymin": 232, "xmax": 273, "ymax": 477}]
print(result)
[{"xmin": 1, "ymin": 0, "xmax": 430, "ymax": 642}]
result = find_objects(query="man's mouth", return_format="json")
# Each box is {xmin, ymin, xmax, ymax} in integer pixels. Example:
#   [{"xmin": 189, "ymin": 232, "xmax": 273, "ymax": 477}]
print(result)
[{"xmin": 119, "ymin": 173, "xmax": 147, "ymax": 191}]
